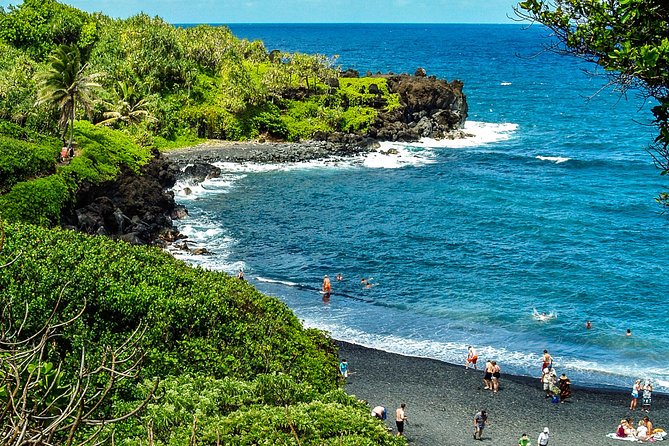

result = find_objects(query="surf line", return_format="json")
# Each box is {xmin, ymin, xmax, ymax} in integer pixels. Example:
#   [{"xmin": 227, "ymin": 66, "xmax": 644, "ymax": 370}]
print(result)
[{"xmin": 256, "ymin": 277, "xmax": 374, "ymax": 303}]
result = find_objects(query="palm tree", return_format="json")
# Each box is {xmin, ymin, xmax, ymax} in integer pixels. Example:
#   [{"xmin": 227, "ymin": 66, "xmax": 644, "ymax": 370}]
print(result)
[
  {"xmin": 36, "ymin": 44, "xmax": 102, "ymax": 149},
  {"xmin": 97, "ymin": 81, "xmax": 155, "ymax": 127}
]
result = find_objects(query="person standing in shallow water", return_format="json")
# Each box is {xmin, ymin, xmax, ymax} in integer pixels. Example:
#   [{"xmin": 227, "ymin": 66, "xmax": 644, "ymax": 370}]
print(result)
[
  {"xmin": 322, "ymin": 275, "xmax": 331, "ymax": 295},
  {"xmin": 541, "ymin": 350, "xmax": 553, "ymax": 371},
  {"xmin": 466, "ymin": 345, "xmax": 478, "ymax": 370}
]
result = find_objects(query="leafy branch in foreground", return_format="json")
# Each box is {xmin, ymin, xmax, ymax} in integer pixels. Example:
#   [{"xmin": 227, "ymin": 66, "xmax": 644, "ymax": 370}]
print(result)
[
  {"xmin": 514, "ymin": 0, "xmax": 669, "ymax": 208},
  {"xmin": 0, "ymin": 280, "xmax": 157, "ymax": 446}
]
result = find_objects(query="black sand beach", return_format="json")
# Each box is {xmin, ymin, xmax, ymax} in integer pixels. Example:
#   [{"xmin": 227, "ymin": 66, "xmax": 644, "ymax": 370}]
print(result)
[
  {"xmin": 337, "ymin": 341, "xmax": 668, "ymax": 446},
  {"xmin": 164, "ymin": 139, "xmax": 375, "ymax": 165}
]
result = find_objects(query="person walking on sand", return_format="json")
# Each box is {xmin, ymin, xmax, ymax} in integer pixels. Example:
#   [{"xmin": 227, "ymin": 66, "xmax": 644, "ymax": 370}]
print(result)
[
  {"xmin": 473, "ymin": 409, "xmax": 487, "ymax": 440},
  {"xmin": 491, "ymin": 361, "xmax": 501, "ymax": 393},
  {"xmin": 395, "ymin": 403, "xmax": 407, "ymax": 436},
  {"xmin": 483, "ymin": 360, "xmax": 493, "ymax": 390},
  {"xmin": 466, "ymin": 346, "xmax": 478, "ymax": 370},
  {"xmin": 518, "ymin": 433, "xmax": 531, "ymax": 446},
  {"xmin": 538, "ymin": 427, "xmax": 550, "ymax": 446},
  {"xmin": 339, "ymin": 359, "xmax": 349, "ymax": 378},
  {"xmin": 322, "ymin": 275, "xmax": 331, "ymax": 295},
  {"xmin": 630, "ymin": 379, "xmax": 641, "ymax": 410}
]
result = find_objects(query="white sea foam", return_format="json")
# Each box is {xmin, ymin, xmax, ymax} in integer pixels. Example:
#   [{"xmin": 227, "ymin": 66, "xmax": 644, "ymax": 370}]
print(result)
[
  {"xmin": 293, "ymin": 316, "xmax": 669, "ymax": 392},
  {"xmin": 418, "ymin": 121, "xmax": 518, "ymax": 149},
  {"xmin": 536, "ymin": 155, "xmax": 571, "ymax": 164},
  {"xmin": 362, "ymin": 142, "xmax": 437, "ymax": 169},
  {"xmin": 256, "ymin": 276, "xmax": 300, "ymax": 287}
]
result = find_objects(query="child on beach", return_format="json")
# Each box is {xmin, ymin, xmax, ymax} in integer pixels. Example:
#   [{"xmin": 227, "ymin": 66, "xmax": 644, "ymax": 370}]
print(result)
[
  {"xmin": 339, "ymin": 359, "xmax": 348, "ymax": 378},
  {"xmin": 518, "ymin": 433, "xmax": 531, "ymax": 446},
  {"xmin": 642, "ymin": 383, "xmax": 653, "ymax": 411}
]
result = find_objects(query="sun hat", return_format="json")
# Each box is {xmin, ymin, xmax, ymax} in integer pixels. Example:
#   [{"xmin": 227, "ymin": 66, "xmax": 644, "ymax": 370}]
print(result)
[{"xmin": 543, "ymin": 427, "xmax": 550, "ymax": 433}]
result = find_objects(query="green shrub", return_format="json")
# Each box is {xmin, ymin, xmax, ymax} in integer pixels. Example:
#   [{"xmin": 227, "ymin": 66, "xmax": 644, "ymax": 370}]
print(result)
[
  {"xmin": 0, "ymin": 175, "xmax": 69, "ymax": 225},
  {"xmin": 121, "ymin": 374, "xmax": 404, "ymax": 446},
  {"xmin": 59, "ymin": 121, "xmax": 152, "ymax": 183},
  {"xmin": 341, "ymin": 106, "xmax": 378, "ymax": 133},
  {"xmin": 337, "ymin": 77, "xmax": 401, "ymax": 112},
  {"xmin": 0, "ymin": 222, "xmax": 339, "ymax": 392},
  {"xmin": 0, "ymin": 135, "xmax": 59, "ymax": 191}
]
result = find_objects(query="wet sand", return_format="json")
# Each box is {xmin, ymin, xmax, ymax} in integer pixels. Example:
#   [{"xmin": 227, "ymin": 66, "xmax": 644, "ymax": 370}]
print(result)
[{"xmin": 337, "ymin": 341, "xmax": 667, "ymax": 445}]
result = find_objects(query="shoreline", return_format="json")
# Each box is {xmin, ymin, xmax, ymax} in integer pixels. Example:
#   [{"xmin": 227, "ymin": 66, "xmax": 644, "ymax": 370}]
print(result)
[
  {"xmin": 336, "ymin": 340, "xmax": 668, "ymax": 446},
  {"xmin": 163, "ymin": 138, "xmax": 377, "ymax": 165}
]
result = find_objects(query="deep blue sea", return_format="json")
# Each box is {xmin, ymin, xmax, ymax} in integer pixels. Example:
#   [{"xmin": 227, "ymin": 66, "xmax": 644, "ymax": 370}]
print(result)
[{"xmin": 172, "ymin": 24, "xmax": 669, "ymax": 392}]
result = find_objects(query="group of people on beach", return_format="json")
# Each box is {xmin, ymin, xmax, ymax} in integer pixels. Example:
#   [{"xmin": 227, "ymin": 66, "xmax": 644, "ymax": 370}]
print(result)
[
  {"xmin": 630, "ymin": 379, "xmax": 654, "ymax": 412},
  {"xmin": 466, "ymin": 346, "xmax": 503, "ymax": 393},
  {"xmin": 371, "ymin": 403, "xmax": 408, "ymax": 437},
  {"xmin": 614, "ymin": 415, "xmax": 666, "ymax": 441},
  {"xmin": 539, "ymin": 350, "xmax": 572, "ymax": 403}
]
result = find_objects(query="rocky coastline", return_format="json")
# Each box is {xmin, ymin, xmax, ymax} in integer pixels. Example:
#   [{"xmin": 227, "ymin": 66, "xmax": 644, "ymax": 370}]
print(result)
[{"xmin": 62, "ymin": 71, "xmax": 469, "ymax": 248}]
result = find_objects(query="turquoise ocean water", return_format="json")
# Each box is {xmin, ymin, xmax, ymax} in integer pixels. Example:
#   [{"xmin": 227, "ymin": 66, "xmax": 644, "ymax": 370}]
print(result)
[{"xmin": 172, "ymin": 24, "xmax": 669, "ymax": 392}]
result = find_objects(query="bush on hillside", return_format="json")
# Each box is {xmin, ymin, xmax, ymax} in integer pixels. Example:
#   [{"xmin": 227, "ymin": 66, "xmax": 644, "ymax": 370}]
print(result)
[
  {"xmin": 0, "ymin": 135, "xmax": 59, "ymax": 191},
  {"xmin": 0, "ymin": 175, "xmax": 70, "ymax": 225},
  {"xmin": 0, "ymin": 222, "xmax": 339, "ymax": 392}
]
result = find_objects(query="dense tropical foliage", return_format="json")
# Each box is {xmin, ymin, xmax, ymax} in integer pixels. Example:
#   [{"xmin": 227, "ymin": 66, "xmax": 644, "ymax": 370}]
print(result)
[
  {"xmin": 515, "ymin": 0, "xmax": 669, "ymax": 207},
  {"xmin": 0, "ymin": 1, "xmax": 406, "ymax": 444}
]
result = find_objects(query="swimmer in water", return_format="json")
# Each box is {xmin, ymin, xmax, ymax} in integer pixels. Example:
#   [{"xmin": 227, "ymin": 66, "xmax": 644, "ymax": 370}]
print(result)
[
  {"xmin": 586, "ymin": 320, "xmax": 592, "ymax": 329},
  {"xmin": 336, "ymin": 273, "xmax": 343, "ymax": 281},
  {"xmin": 533, "ymin": 308, "xmax": 556, "ymax": 321}
]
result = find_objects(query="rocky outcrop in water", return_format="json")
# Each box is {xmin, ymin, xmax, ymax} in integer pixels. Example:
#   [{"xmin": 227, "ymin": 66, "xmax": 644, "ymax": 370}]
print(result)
[
  {"xmin": 371, "ymin": 74, "xmax": 468, "ymax": 141},
  {"xmin": 62, "ymin": 150, "xmax": 185, "ymax": 246}
]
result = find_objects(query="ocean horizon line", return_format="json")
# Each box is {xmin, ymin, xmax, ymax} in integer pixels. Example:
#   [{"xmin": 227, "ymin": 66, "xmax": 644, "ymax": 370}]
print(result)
[{"xmin": 174, "ymin": 22, "xmax": 521, "ymax": 27}]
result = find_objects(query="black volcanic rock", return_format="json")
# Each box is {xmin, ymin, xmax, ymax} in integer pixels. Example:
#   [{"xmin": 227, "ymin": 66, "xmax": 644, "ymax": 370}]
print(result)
[{"xmin": 62, "ymin": 150, "xmax": 181, "ymax": 246}]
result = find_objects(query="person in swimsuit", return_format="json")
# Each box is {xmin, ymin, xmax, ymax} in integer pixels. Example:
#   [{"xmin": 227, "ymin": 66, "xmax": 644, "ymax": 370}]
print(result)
[
  {"xmin": 466, "ymin": 346, "xmax": 479, "ymax": 370},
  {"xmin": 395, "ymin": 403, "xmax": 407, "ymax": 436},
  {"xmin": 336, "ymin": 273, "xmax": 343, "ymax": 281},
  {"xmin": 491, "ymin": 361, "xmax": 501, "ymax": 393},
  {"xmin": 630, "ymin": 379, "xmax": 641, "ymax": 410},
  {"xmin": 483, "ymin": 360, "xmax": 493, "ymax": 390},
  {"xmin": 541, "ymin": 350, "xmax": 553, "ymax": 372},
  {"xmin": 322, "ymin": 275, "xmax": 331, "ymax": 294}
]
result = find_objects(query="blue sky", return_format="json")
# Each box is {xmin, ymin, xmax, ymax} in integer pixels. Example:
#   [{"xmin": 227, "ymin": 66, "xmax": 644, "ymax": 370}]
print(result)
[{"xmin": 0, "ymin": 0, "xmax": 518, "ymax": 23}]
